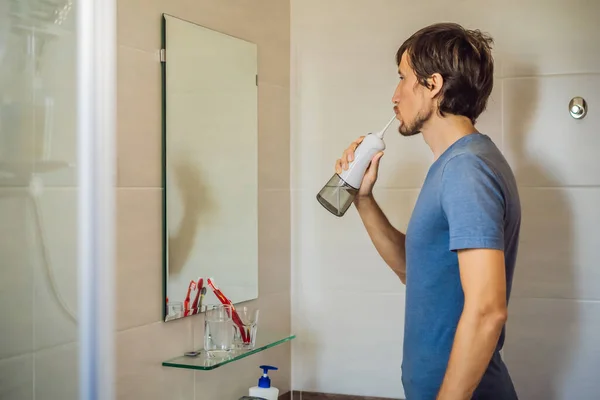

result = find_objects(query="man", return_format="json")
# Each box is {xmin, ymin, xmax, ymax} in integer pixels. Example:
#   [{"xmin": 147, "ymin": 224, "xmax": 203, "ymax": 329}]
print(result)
[{"xmin": 335, "ymin": 23, "xmax": 520, "ymax": 399}]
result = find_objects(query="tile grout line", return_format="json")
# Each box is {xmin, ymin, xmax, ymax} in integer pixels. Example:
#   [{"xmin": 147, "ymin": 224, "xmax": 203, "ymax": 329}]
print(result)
[
  {"xmin": 511, "ymin": 296, "xmax": 600, "ymax": 304},
  {"xmin": 500, "ymin": 78, "xmax": 505, "ymax": 153},
  {"xmin": 501, "ymin": 72, "xmax": 600, "ymax": 80},
  {"xmin": 29, "ymin": 196, "xmax": 37, "ymax": 400},
  {"xmin": 291, "ymin": 185, "xmax": 600, "ymax": 191}
]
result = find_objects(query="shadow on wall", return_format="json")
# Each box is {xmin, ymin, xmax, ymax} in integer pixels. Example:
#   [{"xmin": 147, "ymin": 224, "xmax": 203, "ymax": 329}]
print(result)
[
  {"xmin": 168, "ymin": 155, "xmax": 215, "ymax": 274},
  {"xmin": 502, "ymin": 64, "xmax": 577, "ymax": 399}
]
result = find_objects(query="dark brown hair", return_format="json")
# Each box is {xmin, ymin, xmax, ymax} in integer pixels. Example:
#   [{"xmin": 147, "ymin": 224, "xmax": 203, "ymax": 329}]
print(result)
[{"xmin": 396, "ymin": 23, "xmax": 494, "ymax": 124}]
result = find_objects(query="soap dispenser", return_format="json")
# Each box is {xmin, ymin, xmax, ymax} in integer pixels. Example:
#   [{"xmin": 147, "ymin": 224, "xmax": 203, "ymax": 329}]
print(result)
[{"xmin": 249, "ymin": 365, "xmax": 279, "ymax": 400}]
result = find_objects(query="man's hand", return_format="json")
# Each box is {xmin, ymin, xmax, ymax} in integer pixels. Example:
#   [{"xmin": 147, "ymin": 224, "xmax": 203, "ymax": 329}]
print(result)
[
  {"xmin": 334, "ymin": 136, "xmax": 384, "ymax": 198},
  {"xmin": 436, "ymin": 248, "xmax": 508, "ymax": 400}
]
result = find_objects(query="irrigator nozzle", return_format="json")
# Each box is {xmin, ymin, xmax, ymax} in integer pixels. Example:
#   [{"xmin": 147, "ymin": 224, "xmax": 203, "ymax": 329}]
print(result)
[{"xmin": 375, "ymin": 115, "xmax": 397, "ymax": 139}]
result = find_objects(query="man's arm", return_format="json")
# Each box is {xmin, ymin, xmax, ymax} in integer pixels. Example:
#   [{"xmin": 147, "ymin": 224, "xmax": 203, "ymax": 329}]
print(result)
[
  {"xmin": 436, "ymin": 248, "xmax": 508, "ymax": 400},
  {"xmin": 436, "ymin": 153, "xmax": 511, "ymax": 399},
  {"xmin": 336, "ymin": 141, "xmax": 406, "ymax": 282},
  {"xmin": 354, "ymin": 194, "xmax": 407, "ymax": 283}
]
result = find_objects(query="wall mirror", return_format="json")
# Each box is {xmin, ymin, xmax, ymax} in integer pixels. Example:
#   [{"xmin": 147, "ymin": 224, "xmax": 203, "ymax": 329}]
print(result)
[{"xmin": 161, "ymin": 14, "xmax": 259, "ymax": 322}]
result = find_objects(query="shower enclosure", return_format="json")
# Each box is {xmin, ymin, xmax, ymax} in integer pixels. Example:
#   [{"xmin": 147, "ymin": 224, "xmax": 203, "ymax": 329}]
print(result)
[{"xmin": 0, "ymin": 0, "xmax": 115, "ymax": 398}]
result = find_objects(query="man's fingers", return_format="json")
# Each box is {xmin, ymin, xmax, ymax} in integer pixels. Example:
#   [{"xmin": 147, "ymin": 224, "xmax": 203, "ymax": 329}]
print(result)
[
  {"xmin": 366, "ymin": 151, "xmax": 384, "ymax": 176},
  {"xmin": 335, "ymin": 159, "xmax": 342, "ymax": 174}
]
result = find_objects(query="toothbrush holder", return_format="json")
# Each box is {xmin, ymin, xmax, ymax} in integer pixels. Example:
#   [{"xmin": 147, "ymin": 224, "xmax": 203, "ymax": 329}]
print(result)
[{"xmin": 233, "ymin": 306, "xmax": 259, "ymax": 350}]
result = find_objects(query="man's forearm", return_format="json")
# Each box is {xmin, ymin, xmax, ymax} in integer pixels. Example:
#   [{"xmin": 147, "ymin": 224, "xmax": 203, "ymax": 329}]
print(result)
[
  {"xmin": 354, "ymin": 194, "xmax": 407, "ymax": 282},
  {"xmin": 436, "ymin": 308, "xmax": 507, "ymax": 399}
]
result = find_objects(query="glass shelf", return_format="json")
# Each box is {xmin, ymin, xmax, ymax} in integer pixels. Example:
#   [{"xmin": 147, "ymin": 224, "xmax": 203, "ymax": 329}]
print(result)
[{"xmin": 162, "ymin": 332, "xmax": 295, "ymax": 371}]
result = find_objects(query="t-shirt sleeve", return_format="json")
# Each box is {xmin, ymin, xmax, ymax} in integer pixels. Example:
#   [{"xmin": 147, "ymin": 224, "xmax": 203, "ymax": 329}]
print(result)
[{"xmin": 440, "ymin": 153, "xmax": 505, "ymax": 252}]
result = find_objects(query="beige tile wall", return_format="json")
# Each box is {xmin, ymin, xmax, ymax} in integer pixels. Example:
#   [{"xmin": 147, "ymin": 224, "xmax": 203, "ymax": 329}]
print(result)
[
  {"xmin": 291, "ymin": 0, "xmax": 600, "ymax": 398},
  {"xmin": 117, "ymin": 0, "xmax": 291, "ymax": 399}
]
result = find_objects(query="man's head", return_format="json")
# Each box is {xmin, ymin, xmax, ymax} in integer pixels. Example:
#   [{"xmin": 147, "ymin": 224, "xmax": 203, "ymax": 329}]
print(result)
[{"xmin": 392, "ymin": 23, "xmax": 494, "ymax": 137}]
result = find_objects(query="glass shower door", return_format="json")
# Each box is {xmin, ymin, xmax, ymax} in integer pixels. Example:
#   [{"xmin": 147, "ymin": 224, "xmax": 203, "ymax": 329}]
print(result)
[{"xmin": 0, "ymin": 0, "xmax": 116, "ymax": 399}]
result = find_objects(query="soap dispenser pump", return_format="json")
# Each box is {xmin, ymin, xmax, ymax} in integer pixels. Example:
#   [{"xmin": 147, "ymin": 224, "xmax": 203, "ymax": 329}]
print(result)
[{"xmin": 249, "ymin": 365, "xmax": 279, "ymax": 400}]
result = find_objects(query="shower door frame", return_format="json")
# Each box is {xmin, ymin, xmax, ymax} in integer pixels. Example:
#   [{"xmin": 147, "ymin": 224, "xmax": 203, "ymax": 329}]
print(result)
[{"xmin": 77, "ymin": 0, "xmax": 117, "ymax": 398}]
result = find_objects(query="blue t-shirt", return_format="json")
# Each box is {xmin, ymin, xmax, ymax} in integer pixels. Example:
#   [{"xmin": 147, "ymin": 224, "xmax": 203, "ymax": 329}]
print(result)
[{"xmin": 402, "ymin": 133, "xmax": 520, "ymax": 400}]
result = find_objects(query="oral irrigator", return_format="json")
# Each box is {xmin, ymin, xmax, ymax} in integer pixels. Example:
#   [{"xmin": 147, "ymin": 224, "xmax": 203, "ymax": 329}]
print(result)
[{"xmin": 316, "ymin": 115, "xmax": 397, "ymax": 217}]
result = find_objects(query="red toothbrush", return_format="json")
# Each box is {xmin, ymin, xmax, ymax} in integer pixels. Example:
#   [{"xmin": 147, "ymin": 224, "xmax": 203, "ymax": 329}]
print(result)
[
  {"xmin": 183, "ymin": 280, "xmax": 197, "ymax": 317},
  {"xmin": 207, "ymin": 278, "xmax": 248, "ymax": 343},
  {"xmin": 191, "ymin": 278, "xmax": 203, "ymax": 314}
]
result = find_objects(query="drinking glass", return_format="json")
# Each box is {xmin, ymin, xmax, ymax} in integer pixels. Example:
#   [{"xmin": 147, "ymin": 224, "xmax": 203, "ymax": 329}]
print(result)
[
  {"xmin": 233, "ymin": 306, "xmax": 259, "ymax": 350},
  {"xmin": 204, "ymin": 304, "xmax": 234, "ymax": 356},
  {"xmin": 166, "ymin": 301, "xmax": 183, "ymax": 320}
]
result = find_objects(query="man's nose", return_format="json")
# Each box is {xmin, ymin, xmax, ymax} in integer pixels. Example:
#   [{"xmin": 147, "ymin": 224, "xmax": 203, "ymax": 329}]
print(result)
[{"xmin": 391, "ymin": 85, "xmax": 401, "ymax": 104}]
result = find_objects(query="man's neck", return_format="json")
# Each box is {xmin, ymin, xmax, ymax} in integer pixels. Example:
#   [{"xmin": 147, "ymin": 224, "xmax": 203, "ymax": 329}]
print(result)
[{"xmin": 421, "ymin": 115, "xmax": 478, "ymax": 160}]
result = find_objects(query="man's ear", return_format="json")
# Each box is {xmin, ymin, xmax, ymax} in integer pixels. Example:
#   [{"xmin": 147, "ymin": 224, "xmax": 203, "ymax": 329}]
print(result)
[{"xmin": 426, "ymin": 72, "xmax": 444, "ymax": 99}]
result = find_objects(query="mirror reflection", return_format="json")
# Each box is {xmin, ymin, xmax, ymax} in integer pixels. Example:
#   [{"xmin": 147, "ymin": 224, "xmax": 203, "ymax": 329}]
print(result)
[{"xmin": 162, "ymin": 15, "xmax": 259, "ymax": 322}]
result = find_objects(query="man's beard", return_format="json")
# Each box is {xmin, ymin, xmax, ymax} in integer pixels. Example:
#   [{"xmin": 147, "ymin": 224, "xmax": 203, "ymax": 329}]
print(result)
[{"xmin": 399, "ymin": 108, "xmax": 432, "ymax": 137}]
